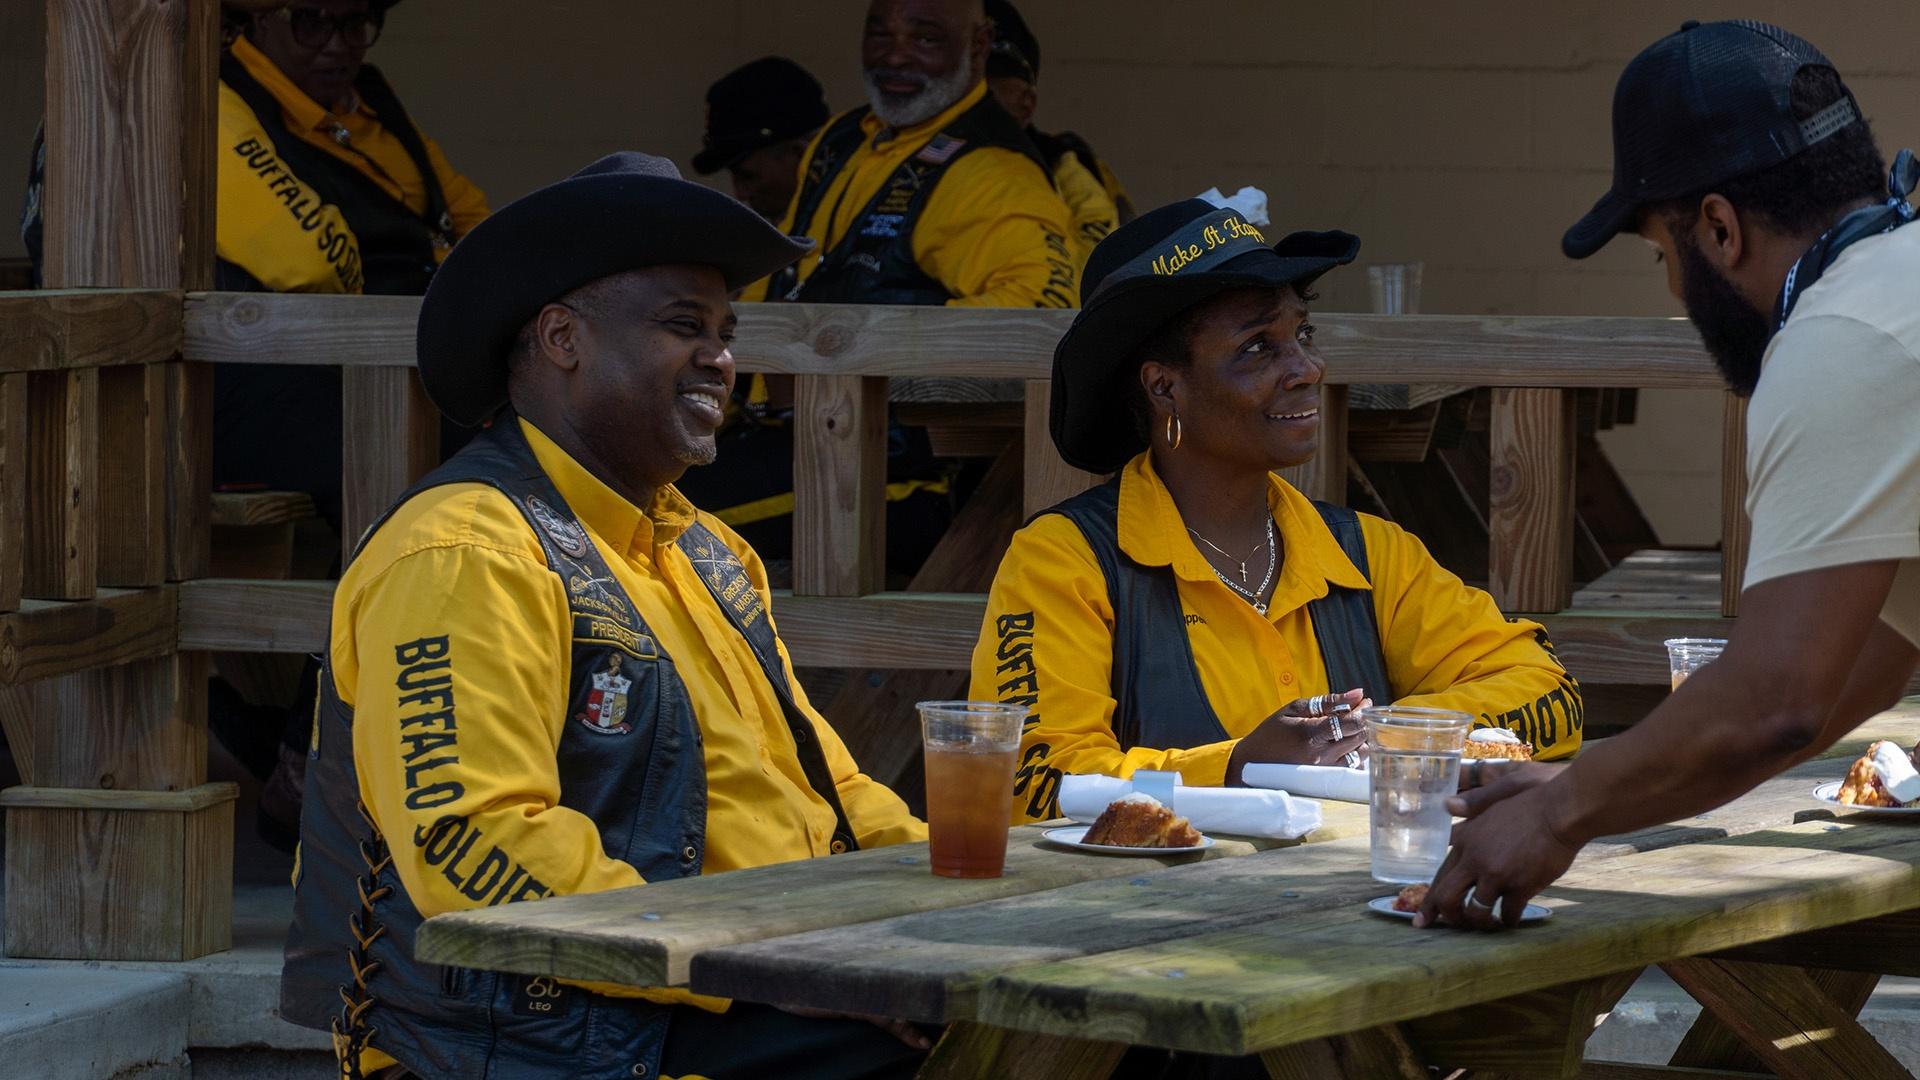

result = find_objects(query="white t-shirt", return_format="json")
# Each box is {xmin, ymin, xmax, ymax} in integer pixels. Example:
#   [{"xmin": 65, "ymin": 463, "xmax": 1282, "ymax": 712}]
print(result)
[{"xmin": 1744, "ymin": 222, "xmax": 1920, "ymax": 647}]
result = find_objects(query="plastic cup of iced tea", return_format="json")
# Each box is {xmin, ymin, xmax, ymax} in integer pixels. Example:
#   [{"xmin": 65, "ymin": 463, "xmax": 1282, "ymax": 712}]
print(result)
[
  {"xmin": 1665, "ymin": 638, "xmax": 1727, "ymax": 691},
  {"xmin": 919, "ymin": 701, "xmax": 1026, "ymax": 879}
]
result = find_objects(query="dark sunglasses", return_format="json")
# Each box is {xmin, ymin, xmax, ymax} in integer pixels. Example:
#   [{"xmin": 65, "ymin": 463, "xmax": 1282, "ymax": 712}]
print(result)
[{"xmin": 273, "ymin": 6, "xmax": 383, "ymax": 50}]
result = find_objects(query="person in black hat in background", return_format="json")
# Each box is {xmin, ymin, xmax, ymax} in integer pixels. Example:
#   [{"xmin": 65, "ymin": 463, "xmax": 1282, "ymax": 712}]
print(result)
[
  {"xmin": 983, "ymin": 0, "xmax": 1135, "ymax": 265},
  {"xmin": 1421, "ymin": 20, "xmax": 1920, "ymax": 932},
  {"xmin": 692, "ymin": 57, "xmax": 832, "ymax": 222},
  {"xmin": 282, "ymin": 151, "xmax": 929, "ymax": 1080},
  {"xmin": 970, "ymin": 200, "xmax": 1583, "ymax": 850}
]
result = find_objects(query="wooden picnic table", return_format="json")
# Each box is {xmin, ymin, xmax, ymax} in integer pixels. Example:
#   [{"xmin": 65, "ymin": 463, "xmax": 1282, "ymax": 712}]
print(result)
[{"xmin": 419, "ymin": 703, "xmax": 1920, "ymax": 1079}]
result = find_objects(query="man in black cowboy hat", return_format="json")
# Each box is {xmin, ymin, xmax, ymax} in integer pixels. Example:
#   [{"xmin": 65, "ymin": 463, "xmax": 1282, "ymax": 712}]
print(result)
[
  {"xmin": 982, "ymin": 0, "xmax": 1135, "ymax": 262},
  {"xmin": 282, "ymin": 151, "xmax": 929, "ymax": 1080},
  {"xmin": 692, "ymin": 57, "xmax": 832, "ymax": 221},
  {"xmin": 1422, "ymin": 20, "xmax": 1920, "ymax": 932}
]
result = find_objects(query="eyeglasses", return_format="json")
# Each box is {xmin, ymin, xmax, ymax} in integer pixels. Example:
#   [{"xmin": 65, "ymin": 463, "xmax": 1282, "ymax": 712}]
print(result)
[{"xmin": 274, "ymin": 6, "xmax": 383, "ymax": 50}]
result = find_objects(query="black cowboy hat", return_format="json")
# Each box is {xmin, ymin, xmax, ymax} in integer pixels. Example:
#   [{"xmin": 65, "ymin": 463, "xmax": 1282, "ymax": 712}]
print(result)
[
  {"xmin": 1050, "ymin": 198, "xmax": 1360, "ymax": 473},
  {"xmin": 417, "ymin": 151, "xmax": 812, "ymax": 427}
]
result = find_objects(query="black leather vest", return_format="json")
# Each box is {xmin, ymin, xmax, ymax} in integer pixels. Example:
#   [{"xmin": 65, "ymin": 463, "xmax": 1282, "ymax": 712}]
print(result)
[
  {"xmin": 1047, "ymin": 478, "xmax": 1393, "ymax": 751},
  {"xmin": 281, "ymin": 419, "xmax": 857, "ymax": 1080},
  {"xmin": 766, "ymin": 95, "xmax": 1052, "ymax": 305},
  {"xmin": 220, "ymin": 51, "xmax": 450, "ymax": 296}
]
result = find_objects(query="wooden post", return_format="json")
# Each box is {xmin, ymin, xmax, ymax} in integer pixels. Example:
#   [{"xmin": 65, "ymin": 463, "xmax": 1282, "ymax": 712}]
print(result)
[
  {"xmin": 1489, "ymin": 387, "xmax": 1576, "ymax": 613},
  {"xmin": 1280, "ymin": 384, "xmax": 1349, "ymax": 505},
  {"xmin": 96, "ymin": 364, "xmax": 169, "ymax": 586},
  {"xmin": 1023, "ymin": 379, "xmax": 1099, "ymax": 519},
  {"xmin": 23, "ymin": 367, "xmax": 99, "ymax": 600},
  {"xmin": 0, "ymin": 374, "xmax": 26, "ymax": 612},
  {"xmin": 14, "ymin": 0, "xmax": 225, "ymax": 963},
  {"xmin": 793, "ymin": 374, "xmax": 887, "ymax": 596},
  {"xmin": 1720, "ymin": 393, "xmax": 1749, "ymax": 618},
  {"xmin": 341, "ymin": 366, "xmax": 441, "ymax": 550}
]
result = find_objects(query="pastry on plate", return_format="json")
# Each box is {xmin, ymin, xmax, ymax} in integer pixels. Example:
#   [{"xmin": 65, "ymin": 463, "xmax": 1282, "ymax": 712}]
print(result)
[
  {"xmin": 1391, "ymin": 883, "xmax": 1429, "ymax": 912},
  {"xmin": 1837, "ymin": 740, "xmax": 1920, "ymax": 807},
  {"xmin": 1081, "ymin": 793, "xmax": 1203, "ymax": 848},
  {"xmin": 1461, "ymin": 726, "xmax": 1533, "ymax": 761}
]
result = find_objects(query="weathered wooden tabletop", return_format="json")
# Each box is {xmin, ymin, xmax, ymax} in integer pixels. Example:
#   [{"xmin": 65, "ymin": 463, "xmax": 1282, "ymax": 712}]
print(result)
[{"xmin": 418, "ymin": 703, "xmax": 1920, "ymax": 1078}]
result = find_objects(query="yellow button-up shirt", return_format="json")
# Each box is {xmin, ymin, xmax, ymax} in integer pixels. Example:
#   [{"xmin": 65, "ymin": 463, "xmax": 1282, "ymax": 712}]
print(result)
[
  {"xmin": 971, "ymin": 453, "xmax": 1584, "ymax": 823},
  {"xmin": 332, "ymin": 419, "xmax": 925, "ymax": 1016},
  {"xmin": 742, "ymin": 81, "xmax": 1076, "ymax": 308},
  {"xmin": 217, "ymin": 36, "xmax": 490, "ymax": 292}
]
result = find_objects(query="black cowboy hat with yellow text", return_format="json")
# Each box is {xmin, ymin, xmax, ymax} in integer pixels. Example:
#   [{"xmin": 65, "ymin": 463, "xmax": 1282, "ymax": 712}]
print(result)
[
  {"xmin": 416, "ymin": 152, "xmax": 811, "ymax": 426},
  {"xmin": 1050, "ymin": 199, "xmax": 1360, "ymax": 473}
]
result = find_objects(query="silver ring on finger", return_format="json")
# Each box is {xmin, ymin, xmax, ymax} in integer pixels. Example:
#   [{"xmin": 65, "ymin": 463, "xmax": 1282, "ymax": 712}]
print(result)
[
  {"xmin": 1328, "ymin": 712, "xmax": 1344, "ymax": 740},
  {"xmin": 1308, "ymin": 694, "xmax": 1325, "ymax": 715},
  {"xmin": 1463, "ymin": 886, "xmax": 1495, "ymax": 913},
  {"xmin": 1342, "ymin": 750, "xmax": 1362, "ymax": 769}
]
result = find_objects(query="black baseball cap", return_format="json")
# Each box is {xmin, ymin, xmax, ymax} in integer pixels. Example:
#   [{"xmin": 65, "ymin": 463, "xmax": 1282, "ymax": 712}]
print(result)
[
  {"xmin": 1563, "ymin": 19, "xmax": 1862, "ymax": 259},
  {"xmin": 692, "ymin": 57, "xmax": 830, "ymax": 176},
  {"xmin": 986, "ymin": 0, "xmax": 1039, "ymax": 84}
]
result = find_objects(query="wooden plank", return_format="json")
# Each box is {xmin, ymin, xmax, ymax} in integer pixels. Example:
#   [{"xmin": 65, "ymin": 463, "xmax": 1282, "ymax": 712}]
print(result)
[
  {"xmin": 1581, "ymin": 1066, "xmax": 1769, "ymax": 1079},
  {"xmin": 691, "ymin": 829, "xmax": 1376, "ymax": 1023},
  {"xmin": 1662, "ymin": 958, "xmax": 1910, "ymax": 1079},
  {"xmin": 1490, "ymin": 387, "xmax": 1576, "ymax": 613},
  {"xmin": 0, "ymin": 373, "xmax": 26, "ymax": 611},
  {"xmin": 0, "ymin": 685, "xmax": 32, "ymax": 785},
  {"xmin": 43, "ymin": 0, "xmax": 216, "ymax": 289},
  {"xmin": 95, "ymin": 363, "xmax": 168, "ymax": 587},
  {"xmin": 1401, "ymin": 969, "xmax": 1645, "ymax": 1077},
  {"xmin": 210, "ymin": 490, "xmax": 317, "ymax": 527},
  {"xmin": 919, "ymin": 1021, "xmax": 1126, "ymax": 1080},
  {"xmin": 24, "ymin": 653, "xmax": 206, "ymax": 791},
  {"xmin": 967, "ymin": 819, "xmax": 1920, "ymax": 1057},
  {"xmin": 23, "ymin": 368, "xmax": 99, "ymax": 600},
  {"xmin": 1667, "ymin": 965, "xmax": 1880, "ymax": 1074},
  {"xmin": 1720, "ymin": 394, "xmax": 1749, "ymax": 618},
  {"xmin": 179, "ymin": 786, "xmax": 234, "ymax": 958},
  {"xmin": 164, "ymin": 361, "xmax": 211, "ymax": 581},
  {"xmin": 1278, "ymin": 384, "xmax": 1348, "ymax": 505},
  {"xmin": 0, "ymin": 780, "xmax": 237, "ymax": 812},
  {"xmin": 792, "ymin": 374, "xmax": 887, "ymax": 596},
  {"xmin": 170, "ymin": 575, "xmax": 1759, "ymax": 685},
  {"xmin": 1707, "ymin": 908, "xmax": 1920, "ymax": 975},
  {"xmin": 1345, "ymin": 398, "xmax": 1434, "ymax": 463},
  {"xmin": 0, "ymin": 291, "xmax": 182, "ymax": 372},
  {"xmin": 1022, "ymin": 379, "xmax": 1100, "ymax": 518},
  {"xmin": 0, "ymin": 587, "xmax": 178, "ymax": 685},
  {"xmin": 1261, "ymin": 1026, "xmax": 1425, "ymax": 1080},
  {"xmin": 185, "ymin": 294, "xmax": 1721, "ymax": 387},
  {"xmin": 341, "ymin": 366, "xmax": 439, "ymax": 550},
  {"xmin": 415, "ymin": 825, "xmax": 1280, "ymax": 989}
]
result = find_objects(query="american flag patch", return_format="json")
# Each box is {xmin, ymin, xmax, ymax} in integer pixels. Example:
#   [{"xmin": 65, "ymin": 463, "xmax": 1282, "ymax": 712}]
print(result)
[{"xmin": 916, "ymin": 134, "xmax": 966, "ymax": 164}]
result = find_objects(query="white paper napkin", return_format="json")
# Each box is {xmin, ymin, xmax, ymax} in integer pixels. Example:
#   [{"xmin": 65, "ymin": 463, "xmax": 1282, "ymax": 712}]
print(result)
[
  {"xmin": 1057, "ymin": 774, "xmax": 1322, "ymax": 840},
  {"xmin": 1241, "ymin": 762, "xmax": 1371, "ymax": 803}
]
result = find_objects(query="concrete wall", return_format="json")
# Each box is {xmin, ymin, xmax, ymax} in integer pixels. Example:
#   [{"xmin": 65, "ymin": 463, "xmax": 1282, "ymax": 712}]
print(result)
[{"xmin": 5, "ymin": 1, "xmax": 1918, "ymax": 541}]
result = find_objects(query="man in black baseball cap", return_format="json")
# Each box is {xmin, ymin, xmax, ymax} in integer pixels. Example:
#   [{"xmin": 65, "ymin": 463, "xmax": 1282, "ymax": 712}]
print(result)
[
  {"xmin": 693, "ymin": 56, "xmax": 832, "ymax": 220},
  {"xmin": 1421, "ymin": 20, "xmax": 1920, "ymax": 933}
]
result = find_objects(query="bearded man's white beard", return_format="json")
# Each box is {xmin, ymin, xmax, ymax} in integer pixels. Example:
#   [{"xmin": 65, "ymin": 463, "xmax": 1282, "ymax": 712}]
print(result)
[{"xmin": 864, "ymin": 45, "xmax": 976, "ymax": 128}]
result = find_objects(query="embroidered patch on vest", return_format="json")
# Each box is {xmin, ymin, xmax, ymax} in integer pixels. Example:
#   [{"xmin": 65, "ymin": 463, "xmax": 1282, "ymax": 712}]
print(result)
[
  {"xmin": 575, "ymin": 654, "xmax": 634, "ymax": 735},
  {"xmin": 916, "ymin": 133, "xmax": 967, "ymax": 164},
  {"xmin": 525, "ymin": 496, "xmax": 591, "ymax": 559},
  {"xmin": 685, "ymin": 535, "xmax": 767, "ymax": 629},
  {"xmin": 511, "ymin": 975, "xmax": 574, "ymax": 1018}
]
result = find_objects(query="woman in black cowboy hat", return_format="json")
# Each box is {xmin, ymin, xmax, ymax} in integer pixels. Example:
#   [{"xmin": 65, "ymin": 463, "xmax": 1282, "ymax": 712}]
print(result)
[{"xmin": 969, "ymin": 199, "xmax": 1586, "ymax": 827}]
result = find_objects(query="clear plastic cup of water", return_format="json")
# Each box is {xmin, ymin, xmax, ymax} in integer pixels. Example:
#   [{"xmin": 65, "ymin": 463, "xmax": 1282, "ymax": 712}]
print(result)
[
  {"xmin": 1366, "ymin": 705, "xmax": 1471, "ymax": 884},
  {"xmin": 1664, "ymin": 637, "xmax": 1726, "ymax": 691}
]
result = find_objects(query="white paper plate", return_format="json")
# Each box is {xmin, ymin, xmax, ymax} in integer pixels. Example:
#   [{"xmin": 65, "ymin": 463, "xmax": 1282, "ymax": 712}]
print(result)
[
  {"xmin": 1810, "ymin": 781, "xmax": 1920, "ymax": 815},
  {"xmin": 1366, "ymin": 895, "xmax": 1552, "ymax": 923},
  {"xmin": 1041, "ymin": 825, "xmax": 1214, "ymax": 855}
]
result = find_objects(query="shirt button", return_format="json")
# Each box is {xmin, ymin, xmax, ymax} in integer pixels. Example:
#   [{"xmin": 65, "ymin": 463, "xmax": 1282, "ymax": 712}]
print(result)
[{"xmin": 1281, "ymin": 672, "xmax": 1294, "ymax": 685}]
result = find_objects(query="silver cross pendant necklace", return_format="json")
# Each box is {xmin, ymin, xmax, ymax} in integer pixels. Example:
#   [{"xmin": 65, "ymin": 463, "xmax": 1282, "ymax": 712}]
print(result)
[{"xmin": 1187, "ymin": 517, "xmax": 1277, "ymax": 615}]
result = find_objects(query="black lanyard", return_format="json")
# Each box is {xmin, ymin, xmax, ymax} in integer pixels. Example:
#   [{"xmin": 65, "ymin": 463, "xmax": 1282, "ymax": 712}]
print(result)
[{"xmin": 1777, "ymin": 148, "xmax": 1919, "ymax": 329}]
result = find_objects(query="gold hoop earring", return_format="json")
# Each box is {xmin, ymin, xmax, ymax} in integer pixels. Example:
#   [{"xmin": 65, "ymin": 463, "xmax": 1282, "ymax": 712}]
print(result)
[{"xmin": 1166, "ymin": 412, "xmax": 1183, "ymax": 450}]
